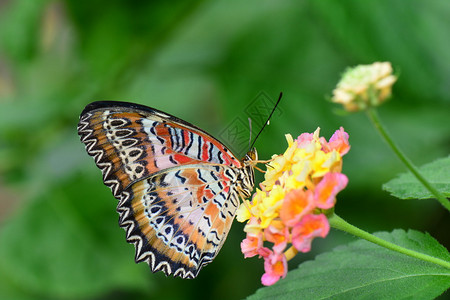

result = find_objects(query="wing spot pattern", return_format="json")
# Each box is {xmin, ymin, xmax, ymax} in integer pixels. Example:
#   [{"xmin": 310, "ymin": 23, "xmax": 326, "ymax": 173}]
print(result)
[{"xmin": 78, "ymin": 102, "xmax": 256, "ymax": 279}]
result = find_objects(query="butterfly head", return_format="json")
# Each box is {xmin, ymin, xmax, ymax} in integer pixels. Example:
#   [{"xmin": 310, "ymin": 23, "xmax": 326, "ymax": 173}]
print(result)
[
  {"xmin": 244, "ymin": 147, "xmax": 258, "ymax": 163},
  {"xmin": 237, "ymin": 148, "xmax": 257, "ymax": 199}
]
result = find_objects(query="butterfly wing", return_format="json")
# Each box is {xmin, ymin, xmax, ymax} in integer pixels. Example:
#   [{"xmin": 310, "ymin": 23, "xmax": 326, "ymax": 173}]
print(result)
[
  {"xmin": 78, "ymin": 101, "xmax": 247, "ymax": 278},
  {"xmin": 77, "ymin": 101, "xmax": 241, "ymax": 197},
  {"xmin": 120, "ymin": 164, "xmax": 241, "ymax": 278}
]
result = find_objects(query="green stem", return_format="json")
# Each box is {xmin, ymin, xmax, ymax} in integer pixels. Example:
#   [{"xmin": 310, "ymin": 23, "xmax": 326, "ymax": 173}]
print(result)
[
  {"xmin": 329, "ymin": 214, "xmax": 450, "ymax": 269},
  {"xmin": 366, "ymin": 107, "xmax": 450, "ymax": 211}
]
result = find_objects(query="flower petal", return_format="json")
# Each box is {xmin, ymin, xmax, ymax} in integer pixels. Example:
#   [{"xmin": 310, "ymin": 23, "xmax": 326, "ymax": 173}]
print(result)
[
  {"xmin": 314, "ymin": 173, "xmax": 348, "ymax": 209},
  {"xmin": 264, "ymin": 221, "xmax": 290, "ymax": 253},
  {"xmin": 236, "ymin": 200, "xmax": 251, "ymax": 222},
  {"xmin": 327, "ymin": 127, "xmax": 350, "ymax": 156},
  {"xmin": 280, "ymin": 189, "xmax": 314, "ymax": 227},
  {"xmin": 261, "ymin": 251, "xmax": 287, "ymax": 286},
  {"xmin": 292, "ymin": 214, "xmax": 330, "ymax": 252},
  {"xmin": 241, "ymin": 232, "xmax": 263, "ymax": 258}
]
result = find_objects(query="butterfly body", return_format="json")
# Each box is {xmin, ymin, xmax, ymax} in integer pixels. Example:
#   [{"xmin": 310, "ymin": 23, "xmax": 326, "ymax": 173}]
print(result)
[{"xmin": 78, "ymin": 101, "xmax": 255, "ymax": 279}]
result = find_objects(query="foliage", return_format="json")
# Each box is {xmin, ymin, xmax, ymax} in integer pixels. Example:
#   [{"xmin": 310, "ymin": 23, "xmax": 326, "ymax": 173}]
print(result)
[
  {"xmin": 383, "ymin": 156, "xmax": 450, "ymax": 200},
  {"xmin": 249, "ymin": 230, "xmax": 450, "ymax": 300}
]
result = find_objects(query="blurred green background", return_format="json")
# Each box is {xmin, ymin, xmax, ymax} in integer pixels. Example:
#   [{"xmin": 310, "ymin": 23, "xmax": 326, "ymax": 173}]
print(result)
[{"xmin": 1, "ymin": 0, "xmax": 449, "ymax": 299}]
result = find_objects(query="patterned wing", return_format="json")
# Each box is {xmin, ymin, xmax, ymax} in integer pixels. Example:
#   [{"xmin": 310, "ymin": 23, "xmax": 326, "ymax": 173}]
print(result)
[
  {"xmin": 77, "ymin": 101, "xmax": 251, "ymax": 279},
  {"xmin": 119, "ymin": 164, "xmax": 241, "ymax": 279},
  {"xmin": 77, "ymin": 101, "xmax": 241, "ymax": 198}
]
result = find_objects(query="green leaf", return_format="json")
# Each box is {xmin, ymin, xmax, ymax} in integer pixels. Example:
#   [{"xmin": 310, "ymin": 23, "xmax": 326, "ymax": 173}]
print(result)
[
  {"xmin": 248, "ymin": 229, "xmax": 450, "ymax": 300},
  {"xmin": 383, "ymin": 156, "xmax": 450, "ymax": 199}
]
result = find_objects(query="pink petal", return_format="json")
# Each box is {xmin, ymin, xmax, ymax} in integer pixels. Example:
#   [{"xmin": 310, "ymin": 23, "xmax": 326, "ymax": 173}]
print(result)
[
  {"xmin": 261, "ymin": 251, "xmax": 288, "ymax": 286},
  {"xmin": 257, "ymin": 247, "xmax": 272, "ymax": 258},
  {"xmin": 292, "ymin": 214, "xmax": 330, "ymax": 252},
  {"xmin": 296, "ymin": 132, "xmax": 315, "ymax": 149},
  {"xmin": 280, "ymin": 189, "xmax": 315, "ymax": 227},
  {"xmin": 264, "ymin": 224, "xmax": 289, "ymax": 254},
  {"xmin": 241, "ymin": 233, "xmax": 263, "ymax": 258},
  {"xmin": 261, "ymin": 272, "xmax": 281, "ymax": 286},
  {"xmin": 328, "ymin": 127, "xmax": 350, "ymax": 156},
  {"xmin": 314, "ymin": 173, "xmax": 348, "ymax": 209}
]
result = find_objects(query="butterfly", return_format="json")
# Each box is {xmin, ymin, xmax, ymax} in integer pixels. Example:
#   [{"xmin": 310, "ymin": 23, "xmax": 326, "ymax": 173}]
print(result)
[{"xmin": 77, "ymin": 101, "xmax": 257, "ymax": 279}]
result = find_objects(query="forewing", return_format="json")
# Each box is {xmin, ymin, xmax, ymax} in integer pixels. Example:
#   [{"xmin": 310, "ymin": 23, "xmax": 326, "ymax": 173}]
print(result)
[
  {"xmin": 77, "ymin": 101, "xmax": 241, "ymax": 198},
  {"xmin": 118, "ymin": 164, "xmax": 240, "ymax": 279}
]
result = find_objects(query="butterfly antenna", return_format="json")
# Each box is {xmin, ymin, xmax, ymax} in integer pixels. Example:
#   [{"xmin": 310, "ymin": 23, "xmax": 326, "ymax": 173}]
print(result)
[
  {"xmin": 248, "ymin": 118, "xmax": 253, "ymax": 150},
  {"xmin": 249, "ymin": 92, "xmax": 283, "ymax": 150}
]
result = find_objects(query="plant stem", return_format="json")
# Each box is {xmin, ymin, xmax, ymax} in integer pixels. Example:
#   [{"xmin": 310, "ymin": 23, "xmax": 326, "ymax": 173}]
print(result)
[
  {"xmin": 329, "ymin": 213, "xmax": 450, "ymax": 269},
  {"xmin": 366, "ymin": 107, "xmax": 450, "ymax": 211}
]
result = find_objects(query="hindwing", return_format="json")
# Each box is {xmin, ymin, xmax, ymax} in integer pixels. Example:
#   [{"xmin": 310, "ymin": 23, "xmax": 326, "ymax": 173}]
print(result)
[{"xmin": 118, "ymin": 164, "xmax": 240, "ymax": 279}]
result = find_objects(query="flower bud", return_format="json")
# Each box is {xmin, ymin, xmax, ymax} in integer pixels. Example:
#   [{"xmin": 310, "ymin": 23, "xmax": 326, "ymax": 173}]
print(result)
[{"xmin": 332, "ymin": 62, "xmax": 397, "ymax": 111}]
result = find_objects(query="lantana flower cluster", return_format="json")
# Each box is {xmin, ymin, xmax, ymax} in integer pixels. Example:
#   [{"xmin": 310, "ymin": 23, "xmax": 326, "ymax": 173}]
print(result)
[
  {"xmin": 332, "ymin": 62, "xmax": 397, "ymax": 112},
  {"xmin": 237, "ymin": 127, "xmax": 350, "ymax": 286}
]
